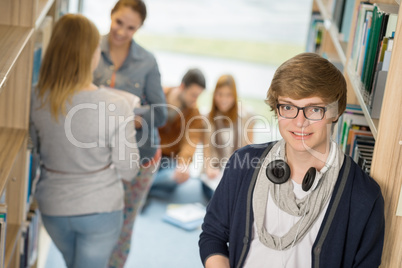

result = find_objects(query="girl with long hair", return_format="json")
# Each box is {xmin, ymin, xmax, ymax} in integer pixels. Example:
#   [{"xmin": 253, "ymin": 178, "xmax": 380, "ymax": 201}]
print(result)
[
  {"xmin": 202, "ymin": 74, "xmax": 254, "ymax": 199},
  {"xmin": 30, "ymin": 14, "xmax": 139, "ymax": 268}
]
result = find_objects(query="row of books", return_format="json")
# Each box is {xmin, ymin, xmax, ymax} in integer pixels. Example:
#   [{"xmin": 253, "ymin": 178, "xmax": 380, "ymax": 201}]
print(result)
[
  {"xmin": 308, "ymin": 1, "xmax": 398, "ymax": 120},
  {"xmin": 24, "ymin": 16, "xmax": 52, "ymax": 214},
  {"xmin": 349, "ymin": 2, "xmax": 399, "ymax": 119},
  {"xmin": 306, "ymin": 12, "xmax": 325, "ymax": 53},
  {"xmin": 330, "ymin": 0, "xmax": 357, "ymax": 42},
  {"xmin": 338, "ymin": 104, "xmax": 374, "ymax": 175},
  {"xmin": 0, "ymin": 149, "xmax": 40, "ymax": 268},
  {"xmin": 0, "ymin": 204, "xmax": 6, "ymax": 268},
  {"xmin": 11, "ymin": 15, "xmax": 52, "ymax": 268},
  {"xmin": 20, "ymin": 209, "xmax": 40, "ymax": 268},
  {"xmin": 26, "ymin": 144, "xmax": 41, "ymax": 216},
  {"xmin": 308, "ymin": 0, "xmax": 356, "ymax": 43}
]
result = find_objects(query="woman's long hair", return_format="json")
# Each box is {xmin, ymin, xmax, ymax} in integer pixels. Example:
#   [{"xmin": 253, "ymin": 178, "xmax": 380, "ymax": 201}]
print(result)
[
  {"xmin": 208, "ymin": 74, "xmax": 239, "ymax": 124},
  {"xmin": 36, "ymin": 14, "xmax": 100, "ymax": 121},
  {"xmin": 208, "ymin": 74, "xmax": 240, "ymax": 155}
]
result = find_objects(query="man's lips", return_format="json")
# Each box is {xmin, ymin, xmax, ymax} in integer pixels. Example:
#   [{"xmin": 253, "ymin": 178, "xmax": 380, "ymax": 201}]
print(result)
[{"xmin": 290, "ymin": 131, "xmax": 313, "ymax": 139}]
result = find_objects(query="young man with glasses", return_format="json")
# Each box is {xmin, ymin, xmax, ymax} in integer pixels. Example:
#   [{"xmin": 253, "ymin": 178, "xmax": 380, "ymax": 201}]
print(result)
[{"xmin": 199, "ymin": 53, "xmax": 385, "ymax": 268}]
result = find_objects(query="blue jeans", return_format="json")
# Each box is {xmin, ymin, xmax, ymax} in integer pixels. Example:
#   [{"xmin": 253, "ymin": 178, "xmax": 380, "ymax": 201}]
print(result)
[
  {"xmin": 149, "ymin": 156, "xmax": 179, "ymax": 197},
  {"xmin": 41, "ymin": 210, "xmax": 123, "ymax": 268}
]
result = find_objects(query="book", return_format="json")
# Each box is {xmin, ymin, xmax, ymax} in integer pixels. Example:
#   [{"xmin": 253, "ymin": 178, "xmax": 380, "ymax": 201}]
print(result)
[
  {"xmin": 31, "ymin": 16, "xmax": 52, "ymax": 88},
  {"xmin": 0, "ymin": 204, "xmax": 7, "ymax": 268},
  {"xmin": 370, "ymin": 70, "xmax": 387, "ymax": 119},
  {"xmin": 20, "ymin": 209, "xmax": 40, "ymax": 268},
  {"xmin": 162, "ymin": 203, "xmax": 206, "ymax": 231},
  {"xmin": 345, "ymin": 128, "xmax": 373, "ymax": 156},
  {"xmin": 37, "ymin": 16, "xmax": 53, "ymax": 58},
  {"xmin": 382, "ymin": 38, "xmax": 394, "ymax": 71},
  {"xmin": 31, "ymin": 44, "xmax": 42, "ymax": 86},
  {"xmin": 364, "ymin": 11, "xmax": 389, "ymax": 102},
  {"xmin": 337, "ymin": 104, "xmax": 364, "ymax": 144},
  {"xmin": 385, "ymin": 13, "xmax": 398, "ymax": 38},
  {"xmin": 367, "ymin": 35, "xmax": 388, "ymax": 108},
  {"xmin": 23, "ymin": 149, "xmax": 32, "ymax": 214},
  {"xmin": 306, "ymin": 12, "xmax": 324, "ymax": 53},
  {"xmin": 20, "ymin": 221, "xmax": 30, "ymax": 268},
  {"xmin": 361, "ymin": 3, "xmax": 399, "ymax": 100},
  {"xmin": 365, "ymin": 6, "xmax": 397, "ymax": 114},
  {"xmin": 332, "ymin": 0, "xmax": 346, "ymax": 31},
  {"xmin": 355, "ymin": 9, "xmax": 373, "ymax": 78},
  {"xmin": 338, "ymin": 110, "xmax": 369, "ymax": 151},
  {"xmin": 340, "ymin": 0, "xmax": 355, "ymax": 42},
  {"xmin": 352, "ymin": 135, "xmax": 375, "ymax": 165},
  {"xmin": 350, "ymin": 3, "xmax": 374, "ymax": 71}
]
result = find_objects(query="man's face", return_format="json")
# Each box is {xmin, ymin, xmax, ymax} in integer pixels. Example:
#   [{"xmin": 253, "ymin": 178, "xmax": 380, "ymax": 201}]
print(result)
[
  {"xmin": 180, "ymin": 84, "xmax": 204, "ymax": 109},
  {"xmin": 277, "ymin": 96, "xmax": 338, "ymax": 157}
]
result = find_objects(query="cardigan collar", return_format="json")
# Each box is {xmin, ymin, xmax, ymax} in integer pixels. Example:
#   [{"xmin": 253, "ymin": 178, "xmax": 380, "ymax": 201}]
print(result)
[{"xmin": 100, "ymin": 34, "xmax": 144, "ymax": 64}]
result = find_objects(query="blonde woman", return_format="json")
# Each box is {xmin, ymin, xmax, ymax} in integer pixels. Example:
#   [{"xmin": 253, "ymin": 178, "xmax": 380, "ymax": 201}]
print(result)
[{"xmin": 30, "ymin": 14, "xmax": 139, "ymax": 268}]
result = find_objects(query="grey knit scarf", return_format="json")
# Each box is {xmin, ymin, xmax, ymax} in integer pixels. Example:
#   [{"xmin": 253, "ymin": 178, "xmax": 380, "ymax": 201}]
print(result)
[{"xmin": 253, "ymin": 139, "xmax": 344, "ymax": 250}]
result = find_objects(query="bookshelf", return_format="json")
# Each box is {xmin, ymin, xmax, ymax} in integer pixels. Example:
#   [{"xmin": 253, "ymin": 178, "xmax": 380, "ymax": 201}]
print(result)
[
  {"xmin": 309, "ymin": 0, "xmax": 402, "ymax": 267},
  {"xmin": 0, "ymin": 128, "xmax": 26, "ymax": 194},
  {"xmin": 0, "ymin": 1, "xmax": 62, "ymax": 267}
]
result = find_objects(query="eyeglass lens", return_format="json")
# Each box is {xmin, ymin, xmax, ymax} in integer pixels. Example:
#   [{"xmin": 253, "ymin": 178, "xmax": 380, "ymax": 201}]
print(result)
[{"xmin": 278, "ymin": 104, "xmax": 324, "ymax": 120}]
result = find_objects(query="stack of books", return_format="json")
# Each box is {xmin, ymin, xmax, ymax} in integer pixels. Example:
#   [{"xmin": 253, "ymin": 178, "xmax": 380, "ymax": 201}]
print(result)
[{"xmin": 338, "ymin": 104, "xmax": 374, "ymax": 175}]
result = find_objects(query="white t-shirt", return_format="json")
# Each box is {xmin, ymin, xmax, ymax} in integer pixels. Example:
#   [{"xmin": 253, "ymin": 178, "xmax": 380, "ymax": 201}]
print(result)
[{"xmin": 243, "ymin": 180, "xmax": 330, "ymax": 268}]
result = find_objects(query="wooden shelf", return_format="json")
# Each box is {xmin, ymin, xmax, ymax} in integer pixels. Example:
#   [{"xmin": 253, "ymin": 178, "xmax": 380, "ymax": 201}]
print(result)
[
  {"xmin": 0, "ymin": 26, "xmax": 33, "ymax": 91},
  {"xmin": 0, "ymin": 128, "xmax": 27, "ymax": 194},
  {"xmin": 4, "ymin": 224, "xmax": 22, "ymax": 268},
  {"xmin": 36, "ymin": 0, "xmax": 56, "ymax": 29},
  {"xmin": 315, "ymin": 0, "xmax": 347, "ymax": 65},
  {"xmin": 346, "ymin": 63, "xmax": 379, "ymax": 138},
  {"xmin": 311, "ymin": 0, "xmax": 402, "ymax": 266}
]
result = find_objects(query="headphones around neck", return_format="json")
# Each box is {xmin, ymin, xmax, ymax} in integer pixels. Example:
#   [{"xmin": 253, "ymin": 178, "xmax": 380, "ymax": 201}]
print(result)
[{"xmin": 266, "ymin": 160, "xmax": 316, "ymax": 192}]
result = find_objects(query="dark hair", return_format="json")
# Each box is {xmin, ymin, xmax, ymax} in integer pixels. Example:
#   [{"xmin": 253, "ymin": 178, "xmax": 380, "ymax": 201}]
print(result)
[
  {"xmin": 181, "ymin": 68, "xmax": 206, "ymax": 89},
  {"xmin": 111, "ymin": 0, "xmax": 147, "ymax": 24}
]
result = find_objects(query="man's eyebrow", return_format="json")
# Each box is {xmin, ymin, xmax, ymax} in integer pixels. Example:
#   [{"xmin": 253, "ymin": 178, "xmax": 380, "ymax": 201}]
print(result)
[{"xmin": 277, "ymin": 99, "xmax": 326, "ymax": 106}]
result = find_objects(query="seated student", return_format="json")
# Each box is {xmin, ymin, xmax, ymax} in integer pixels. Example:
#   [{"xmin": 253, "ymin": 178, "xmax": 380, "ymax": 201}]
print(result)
[
  {"xmin": 201, "ymin": 74, "xmax": 254, "ymax": 199},
  {"xmin": 150, "ymin": 68, "xmax": 206, "ymax": 197},
  {"xmin": 199, "ymin": 53, "xmax": 384, "ymax": 268},
  {"xmin": 30, "ymin": 14, "xmax": 139, "ymax": 268}
]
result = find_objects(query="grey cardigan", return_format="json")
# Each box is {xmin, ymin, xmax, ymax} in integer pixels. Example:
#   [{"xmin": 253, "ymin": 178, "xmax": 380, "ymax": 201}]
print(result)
[{"xmin": 30, "ymin": 88, "xmax": 139, "ymax": 216}]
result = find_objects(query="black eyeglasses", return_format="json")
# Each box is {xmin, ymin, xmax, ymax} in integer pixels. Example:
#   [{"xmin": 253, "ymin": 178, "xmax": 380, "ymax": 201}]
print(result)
[{"xmin": 276, "ymin": 104, "xmax": 327, "ymax": 121}]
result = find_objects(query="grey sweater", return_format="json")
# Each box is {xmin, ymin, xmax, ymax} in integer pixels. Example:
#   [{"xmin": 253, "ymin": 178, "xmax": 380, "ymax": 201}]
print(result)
[{"xmin": 30, "ymin": 87, "xmax": 140, "ymax": 216}]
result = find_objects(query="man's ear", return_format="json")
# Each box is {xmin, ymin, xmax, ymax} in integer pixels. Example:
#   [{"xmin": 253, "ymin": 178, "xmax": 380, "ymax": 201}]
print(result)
[
  {"xmin": 179, "ymin": 83, "xmax": 186, "ymax": 91},
  {"xmin": 332, "ymin": 114, "xmax": 340, "ymax": 123}
]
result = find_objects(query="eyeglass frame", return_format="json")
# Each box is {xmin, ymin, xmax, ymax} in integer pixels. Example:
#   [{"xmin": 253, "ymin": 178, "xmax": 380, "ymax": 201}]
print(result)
[{"xmin": 276, "ymin": 103, "xmax": 327, "ymax": 121}]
